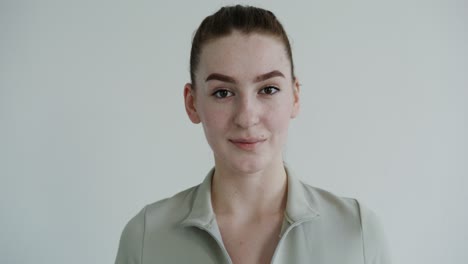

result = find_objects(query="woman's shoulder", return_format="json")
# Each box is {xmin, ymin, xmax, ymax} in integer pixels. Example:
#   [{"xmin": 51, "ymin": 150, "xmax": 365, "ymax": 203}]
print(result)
[
  {"xmin": 298, "ymin": 180, "xmax": 391, "ymax": 263},
  {"xmin": 114, "ymin": 184, "xmax": 201, "ymax": 264},
  {"xmin": 129, "ymin": 184, "xmax": 201, "ymax": 228},
  {"xmin": 286, "ymin": 165, "xmax": 364, "ymax": 219},
  {"xmin": 298, "ymin": 180, "xmax": 384, "ymax": 228},
  {"xmin": 146, "ymin": 185, "xmax": 199, "ymax": 216},
  {"xmin": 118, "ymin": 184, "xmax": 201, "ymax": 239},
  {"xmin": 298, "ymin": 181, "xmax": 362, "ymax": 216}
]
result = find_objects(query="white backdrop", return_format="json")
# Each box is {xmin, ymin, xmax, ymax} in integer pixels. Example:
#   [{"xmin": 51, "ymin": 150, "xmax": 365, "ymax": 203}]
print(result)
[{"xmin": 1, "ymin": 0, "xmax": 467, "ymax": 263}]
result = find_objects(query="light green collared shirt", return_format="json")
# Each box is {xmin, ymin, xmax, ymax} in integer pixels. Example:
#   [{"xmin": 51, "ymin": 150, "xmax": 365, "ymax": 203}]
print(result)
[{"xmin": 115, "ymin": 166, "xmax": 391, "ymax": 264}]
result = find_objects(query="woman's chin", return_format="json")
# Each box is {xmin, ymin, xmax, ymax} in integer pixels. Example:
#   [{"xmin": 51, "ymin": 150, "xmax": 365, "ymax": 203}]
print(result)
[{"xmin": 218, "ymin": 157, "xmax": 273, "ymax": 176}]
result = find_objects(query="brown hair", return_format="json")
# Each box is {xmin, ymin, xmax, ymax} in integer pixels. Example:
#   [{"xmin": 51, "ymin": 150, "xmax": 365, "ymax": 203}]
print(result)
[{"xmin": 190, "ymin": 5, "xmax": 295, "ymax": 86}]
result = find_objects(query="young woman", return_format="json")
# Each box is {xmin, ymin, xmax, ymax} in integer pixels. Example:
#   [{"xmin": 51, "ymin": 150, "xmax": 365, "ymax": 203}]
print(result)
[{"xmin": 115, "ymin": 5, "xmax": 390, "ymax": 264}]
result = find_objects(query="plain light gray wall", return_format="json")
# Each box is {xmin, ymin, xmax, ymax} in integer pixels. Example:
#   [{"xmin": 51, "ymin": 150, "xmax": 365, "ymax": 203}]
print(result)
[{"xmin": 1, "ymin": 0, "xmax": 467, "ymax": 263}]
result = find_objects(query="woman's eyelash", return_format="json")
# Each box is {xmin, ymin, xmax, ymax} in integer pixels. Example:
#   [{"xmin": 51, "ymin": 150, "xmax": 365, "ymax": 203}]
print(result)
[
  {"xmin": 212, "ymin": 86, "xmax": 279, "ymax": 98},
  {"xmin": 259, "ymin": 86, "xmax": 280, "ymax": 95},
  {"xmin": 212, "ymin": 89, "xmax": 234, "ymax": 98}
]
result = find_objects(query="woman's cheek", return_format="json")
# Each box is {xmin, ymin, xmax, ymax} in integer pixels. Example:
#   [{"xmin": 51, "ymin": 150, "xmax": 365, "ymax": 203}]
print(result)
[{"xmin": 202, "ymin": 106, "xmax": 230, "ymax": 128}]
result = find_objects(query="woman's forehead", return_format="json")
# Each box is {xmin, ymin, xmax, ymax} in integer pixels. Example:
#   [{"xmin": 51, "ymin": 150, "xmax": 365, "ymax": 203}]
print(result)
[{"xmin": 197, "ymin": 32, "xmax": 291, "ymax": 81}]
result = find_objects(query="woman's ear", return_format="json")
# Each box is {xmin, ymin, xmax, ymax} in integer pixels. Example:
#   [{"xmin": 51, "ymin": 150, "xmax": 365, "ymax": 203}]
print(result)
[
  {"xmin": 184, "ymin": 83, "xmax": 201, "ymax": 124},
  {"xmin": 291, "ymin": 77, "xmax": 301, "ymax": 118}
]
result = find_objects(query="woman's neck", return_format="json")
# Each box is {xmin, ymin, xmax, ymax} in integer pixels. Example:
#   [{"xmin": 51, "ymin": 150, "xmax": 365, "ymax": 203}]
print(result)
[{"xmin": 211, "ymin": 161, "xmax": 288, "ymax": 218}]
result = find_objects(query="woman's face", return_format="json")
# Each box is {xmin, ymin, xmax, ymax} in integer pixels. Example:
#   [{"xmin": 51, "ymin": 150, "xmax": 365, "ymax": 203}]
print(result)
[{"xmin": 184, "ymin": 31, "xmax": 300, "ymax": 174}]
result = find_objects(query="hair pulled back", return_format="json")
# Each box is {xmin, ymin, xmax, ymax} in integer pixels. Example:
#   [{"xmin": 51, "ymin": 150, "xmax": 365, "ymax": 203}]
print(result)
[{"xmin": 190, "ymin": 5, "xmax": 295, "ymax": 86}]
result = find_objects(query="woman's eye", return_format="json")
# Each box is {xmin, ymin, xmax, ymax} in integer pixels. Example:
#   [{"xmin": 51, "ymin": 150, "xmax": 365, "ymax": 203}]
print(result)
[
  {"xmin": 259, "ymin": 86, "xmax": 280, "ymax": 95},
  {"xmin": 212, "ymin": 89, "xmax": 234, "ymax": 98}
]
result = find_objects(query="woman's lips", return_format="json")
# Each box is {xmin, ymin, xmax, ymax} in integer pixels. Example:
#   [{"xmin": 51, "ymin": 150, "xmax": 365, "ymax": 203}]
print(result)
[{"xmin": 229, "ymin": 138, "xmax": 266, "ymax": 151}]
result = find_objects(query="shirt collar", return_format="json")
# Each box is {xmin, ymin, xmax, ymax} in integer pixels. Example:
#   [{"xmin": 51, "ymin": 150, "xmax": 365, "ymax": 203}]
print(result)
[
  {"xmin": 283, "ymin": 164, "xmax": 320, "ymax": 223},
  {"xmin": 180, "ymin": 167, "xmax": 216, "ymax": 228},
  {"xmin": 180, "ymin": 164, "xmax": 320, "ymax": 228}
]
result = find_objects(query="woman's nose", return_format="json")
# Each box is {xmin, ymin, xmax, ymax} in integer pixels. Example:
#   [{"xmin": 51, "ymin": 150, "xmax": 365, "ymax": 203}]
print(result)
[{"xmin": 234, "ymin": 96, "xmax": 260, "ymax": 128}]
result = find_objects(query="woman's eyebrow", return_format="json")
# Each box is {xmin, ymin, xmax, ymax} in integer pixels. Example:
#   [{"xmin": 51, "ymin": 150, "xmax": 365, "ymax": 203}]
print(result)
[
  {"xmin": 205, "ymin": 73, "xmax": 236, "ymax": 83},
  {"xmin": 205, "ymin": 70, "xmax": 285, "ymax": 84},
  {"xmin": 254, "ymin": 70, "xmax": 285, "ymax": 83}
]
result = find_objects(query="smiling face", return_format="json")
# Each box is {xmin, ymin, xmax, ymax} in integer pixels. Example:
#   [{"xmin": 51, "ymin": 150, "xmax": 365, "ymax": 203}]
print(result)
[{"xmin": 184, "ymin": 31, "xmax": 300, "ymax": 174}]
